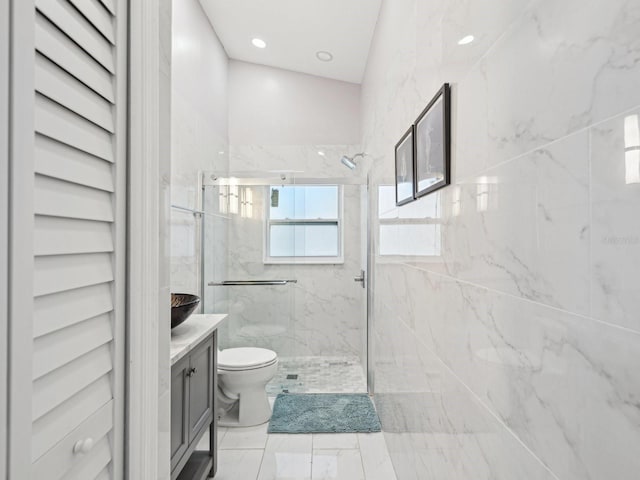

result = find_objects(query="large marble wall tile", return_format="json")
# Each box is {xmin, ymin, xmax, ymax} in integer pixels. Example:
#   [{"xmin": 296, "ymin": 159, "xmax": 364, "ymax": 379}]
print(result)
[
  {"xmin": 444, "ymin": 131, "xmax": 590, "ymax": 313},
  {"xmin": 375, "ymin": 130, "xmax": 591, "ymax": 314},
  {"xmin": 405, "ymin": 265, "xmax": 640, "ymax": 480},
  {"xmin": 373, "ymin": 314, "xmax": 556, "ymax": 480},
  {"xmin": 457, "ymin": 0, "xmax": 640, "ymax": 178},
  {"xmin": 416, "ymin": 0, "xmax": 525, "ymax": 83},
  {"xmin": 228, "ymin": 145, "xmax": 364, "ymax": 178},
  {"xmin": 590, "ymin": 109, "xmax": 640, "ymax": 331}
]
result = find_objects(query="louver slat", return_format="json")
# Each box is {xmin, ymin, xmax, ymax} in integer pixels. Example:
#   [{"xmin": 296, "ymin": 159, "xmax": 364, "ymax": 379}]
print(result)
[
  {"xmin": 35, "ymin": 54, "xmax": 114, "ymax": 132},
  {"xmin": 68, "ymin": 0, "xmax": 115, "ymax": 45},
  {"xmin": 36, "ymin": 0, "xmax": 114, "ymax": 73},
  {"xmin": 35, "ymin": 13, "xmax": 114, "ymax": 103}
]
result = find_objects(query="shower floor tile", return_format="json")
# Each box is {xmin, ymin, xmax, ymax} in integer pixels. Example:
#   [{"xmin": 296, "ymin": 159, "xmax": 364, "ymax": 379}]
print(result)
[{"xmin": 266, "ymin": 356, "xmax": 367, "ymax": 396}]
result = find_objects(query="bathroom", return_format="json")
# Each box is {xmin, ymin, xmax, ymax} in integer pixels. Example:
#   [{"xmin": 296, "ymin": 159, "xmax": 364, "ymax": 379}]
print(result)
[
  {"xmin": 2, "ymin": 0, "xmax": 639, "ymax": 479},
  {"xmin": 169, "ymin": 0, "xmax": 640, "ymax": 477}
]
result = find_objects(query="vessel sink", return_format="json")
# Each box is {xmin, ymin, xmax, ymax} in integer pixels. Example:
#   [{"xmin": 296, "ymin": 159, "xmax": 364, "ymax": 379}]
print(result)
[{"xmin": 171, "ymin": 293, "xmax": 200, "ymax": 329}]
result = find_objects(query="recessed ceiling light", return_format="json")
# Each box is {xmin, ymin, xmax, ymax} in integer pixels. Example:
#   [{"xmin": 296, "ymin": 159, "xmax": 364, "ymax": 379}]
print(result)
[
  {"xmin": 457, "ymin": 35, "xmax": 475, "ymax": 45},
  {"xmin": 317, "ymin": 150, "xmax": 325, "ymax": 156},
  {"xmin": 316, "ymin": 51, "xmax": 333, "ymax": 62},
  {"xmin": 252, "ymin": 38, "xmax": 267, "ymax": 49}
]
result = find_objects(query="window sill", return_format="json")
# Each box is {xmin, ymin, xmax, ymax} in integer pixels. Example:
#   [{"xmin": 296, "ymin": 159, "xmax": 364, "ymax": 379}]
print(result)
[{"xmin": 263, "ymin": 257, "xmax": 345, "ymax": 265}]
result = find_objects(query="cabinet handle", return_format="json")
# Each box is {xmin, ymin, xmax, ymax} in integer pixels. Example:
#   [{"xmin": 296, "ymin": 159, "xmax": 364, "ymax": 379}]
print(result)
[
  {"xmin": 186, "ymin": 367, "xmax": 197, "ymax": 377},
  {"xmin": 73, "ymin": 438, "xmax": 94, "ymax": 454}
]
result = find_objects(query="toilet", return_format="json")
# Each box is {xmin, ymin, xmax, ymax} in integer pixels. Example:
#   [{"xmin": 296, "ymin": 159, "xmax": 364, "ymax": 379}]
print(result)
[{"xmin": 217, "ymin": 347, "xmax": 278, "ymax": 427}]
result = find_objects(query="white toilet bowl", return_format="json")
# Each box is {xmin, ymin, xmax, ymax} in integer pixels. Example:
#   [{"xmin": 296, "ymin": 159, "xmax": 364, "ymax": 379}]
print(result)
[{"xmin": 217, "ymin": 347, "xmax": 278, "ymax": 427}]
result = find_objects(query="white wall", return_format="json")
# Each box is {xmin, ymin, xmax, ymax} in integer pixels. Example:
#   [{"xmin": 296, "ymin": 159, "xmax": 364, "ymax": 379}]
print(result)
[
  {"xmin": 363, "ymin": 0, "xmax": 640, "ymax": 479},
  {"xmin": 229, "ymin": 60, "xmax": 361, "ymax": 146},
  {"xmin": 171, "ymin": 0, "xmax": 229, "ymax": 296}
]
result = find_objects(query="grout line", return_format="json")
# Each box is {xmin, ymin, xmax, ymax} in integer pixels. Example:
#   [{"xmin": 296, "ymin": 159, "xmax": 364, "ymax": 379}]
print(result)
[
  {"xmin": 310, "ymin": 432, "xmax": 315, "ymax": 478},
  {"xmin": 452, "ymin": 103, "xmax": 640, "ymax": 184},
  {"xmin": 219, "ymin": 447, "xmax": 266, "ymax": 450},
  {"xmin": 255, "ymin": 428, "xmax": 268, "ymax": 480},
  {"xmin": 398, "ymin": 261, "xmax": 640, "ymax": 337},
  {"xmin": 381, "ymin": 433, "xmax": 400, "ymax": 480},
  {"xmin": 356, "ymin": 433, "xmax": 368, "ymax": 478}
]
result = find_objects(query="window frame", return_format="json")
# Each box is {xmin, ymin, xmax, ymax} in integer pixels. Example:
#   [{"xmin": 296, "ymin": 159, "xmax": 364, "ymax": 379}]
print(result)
[{"xmin": 264, "ymin": 184, "xmax": 345, "ymax": 264}]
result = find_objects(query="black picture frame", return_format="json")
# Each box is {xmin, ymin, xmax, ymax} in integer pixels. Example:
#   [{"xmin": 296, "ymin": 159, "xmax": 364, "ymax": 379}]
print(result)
[
  {"xmin": 395, "ymin": 125, "xmax": 415, "ymax": 206},
  {"xmin": 413, "ymin": 83, "xmax": 451, "ymax": 199}
]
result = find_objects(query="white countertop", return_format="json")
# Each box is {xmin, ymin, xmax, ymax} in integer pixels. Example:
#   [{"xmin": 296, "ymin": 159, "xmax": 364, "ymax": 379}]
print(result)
[{"xmin": 170, "ymin": 314, "xmax": 227, "ymax": 366}]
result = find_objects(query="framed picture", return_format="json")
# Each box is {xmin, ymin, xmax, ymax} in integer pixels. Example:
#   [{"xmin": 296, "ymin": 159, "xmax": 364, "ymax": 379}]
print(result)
[
  {"xmin": 395, "ymin": 125, "xmax": 415, "ymax": 206},
  {"xmin": 414, "ymin": 83, "xmax": 451, "ymax": 198}
]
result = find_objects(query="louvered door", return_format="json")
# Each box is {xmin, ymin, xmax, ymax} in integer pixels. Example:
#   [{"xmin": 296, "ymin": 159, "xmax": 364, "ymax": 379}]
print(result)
[{"xmin": 22, "ymin": 0, "xmax": 126, "ymax": 478}]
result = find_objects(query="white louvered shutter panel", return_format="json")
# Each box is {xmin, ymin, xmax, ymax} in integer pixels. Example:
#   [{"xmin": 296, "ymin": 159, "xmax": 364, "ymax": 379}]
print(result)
[{"xmin": 29, "ymin": 0, "xmax": 126, "ymax": 478}]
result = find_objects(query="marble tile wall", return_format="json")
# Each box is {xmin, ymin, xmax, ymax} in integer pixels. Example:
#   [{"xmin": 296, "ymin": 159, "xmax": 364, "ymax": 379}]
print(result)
[
  {"xmin": 228, "ymin": 145, "xmax": 365, "ymax": 177},
  {"xmin": 171, "ymin": 0, "xmax": 229, "ymax": 300},
  {"xmin": 362, "ymin": 0, "xmax": 640, "ymax": 478}
]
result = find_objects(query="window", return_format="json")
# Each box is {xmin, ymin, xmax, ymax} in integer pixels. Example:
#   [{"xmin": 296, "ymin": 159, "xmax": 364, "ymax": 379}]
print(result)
[{"xmin": 265, "ymin": 185, "xmax": 343, "ymax": 263}]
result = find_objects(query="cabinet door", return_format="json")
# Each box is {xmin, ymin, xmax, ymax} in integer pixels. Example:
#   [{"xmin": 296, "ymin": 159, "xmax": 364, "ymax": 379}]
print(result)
[
  {"xmin": 170, "ymin": 355, "xmax": 189, "ymax": 472},
  {"xmin": 188, "ymin": 336, "xmax": 214, "ymax": 444},
  {"xmin": 8, "ymin": 0, "xmax": 128, "ymax": 477}
]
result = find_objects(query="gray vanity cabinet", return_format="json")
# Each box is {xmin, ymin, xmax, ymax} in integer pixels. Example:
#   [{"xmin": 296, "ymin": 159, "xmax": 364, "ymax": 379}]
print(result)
[
  {"xmin": 171, "ymin": 355, "xmax": 190, "ymax": 470},
  {"xmin": 171, "ymin": 333, "xmax": 217, "ymax": 480},
  {"xmin": 188, "ymin": 339, "xmax": 214, "ymax": 444}
]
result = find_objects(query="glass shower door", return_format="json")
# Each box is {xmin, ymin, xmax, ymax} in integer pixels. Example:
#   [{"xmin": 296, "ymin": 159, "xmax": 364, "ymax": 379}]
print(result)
[
  {"xmin": 202, "ymin": 173, "xmax": 369, "ymax": 395},
  {"xmin": 286, "ymin": 181, "xmax": 369, "ymax": 394},
  {"xmin": 202, "ymin": 177, "xmax": 297, "ymax": 373}
]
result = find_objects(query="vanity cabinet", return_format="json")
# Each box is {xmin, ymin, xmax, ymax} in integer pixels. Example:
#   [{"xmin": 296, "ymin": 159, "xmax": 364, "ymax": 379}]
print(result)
[{"xmin": 170, "ymin": 332, "xmax": 218, "ymax": 480}]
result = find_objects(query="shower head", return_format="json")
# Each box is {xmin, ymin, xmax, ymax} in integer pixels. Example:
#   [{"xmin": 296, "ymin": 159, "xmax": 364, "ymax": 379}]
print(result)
[
  {"xmin": 340, "ymin": 153, "xmax": 366, "ymax": 170},
  {"xmin": 341, "ymin": 156, "xmax": 356, "ymax": 169}
]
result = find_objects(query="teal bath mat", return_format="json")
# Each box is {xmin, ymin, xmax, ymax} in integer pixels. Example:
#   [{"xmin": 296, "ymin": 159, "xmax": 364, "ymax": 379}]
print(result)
[{"xmin": 268, "ymin": 393, "xmax": 382, "ymax": 433}]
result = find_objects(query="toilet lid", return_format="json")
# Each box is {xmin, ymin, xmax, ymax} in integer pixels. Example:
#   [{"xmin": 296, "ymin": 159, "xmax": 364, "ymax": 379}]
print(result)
[{"xmin": 218, "ymin": 347, "xmax": 277, "ymax": 370}]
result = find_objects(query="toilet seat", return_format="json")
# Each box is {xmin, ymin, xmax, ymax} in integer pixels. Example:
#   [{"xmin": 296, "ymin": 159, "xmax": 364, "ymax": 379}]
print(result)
[{"xmin": 218, "ymin": 347, "xmax": 278, "ymax": 371}]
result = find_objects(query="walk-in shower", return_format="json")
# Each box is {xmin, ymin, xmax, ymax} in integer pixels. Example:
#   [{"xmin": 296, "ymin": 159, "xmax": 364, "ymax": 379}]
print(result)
[{"xmin": 201, "ymin": 172, "xmax": 370, "ymax": 395}]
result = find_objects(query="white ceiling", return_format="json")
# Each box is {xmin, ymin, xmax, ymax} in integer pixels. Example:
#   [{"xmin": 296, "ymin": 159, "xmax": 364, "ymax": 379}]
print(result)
[{"xmin": 199, "ymin": 0, "xmax": 382, "ymax": 84}]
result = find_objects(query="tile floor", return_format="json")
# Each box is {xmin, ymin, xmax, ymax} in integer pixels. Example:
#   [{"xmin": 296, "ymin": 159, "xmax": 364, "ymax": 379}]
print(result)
[
  {"xmin": 266, "ymin": 356, "xmax": 367, "ymax": 396},
  {"xmin": 201, "ymin": 357, "xmax": 394, "ymax": 479},
  {"xmin": 199, "ymin": 423, "xmax": 398, "ymax": 480}
]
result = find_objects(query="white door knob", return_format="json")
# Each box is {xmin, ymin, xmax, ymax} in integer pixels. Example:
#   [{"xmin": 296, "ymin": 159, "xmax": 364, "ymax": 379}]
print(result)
[{"xmin": 73, "ymin": 438, "xmax": 94, "ymax": 454}]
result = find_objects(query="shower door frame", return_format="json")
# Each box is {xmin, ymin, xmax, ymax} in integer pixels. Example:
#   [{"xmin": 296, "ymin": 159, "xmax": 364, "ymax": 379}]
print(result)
[
  {"xmin": 200, "ymin": 173, "xmax": 373, "ymax": 393},
  {"xmin": 366, "ymin": 176, "xmax": 375, "ymax": 395}
]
